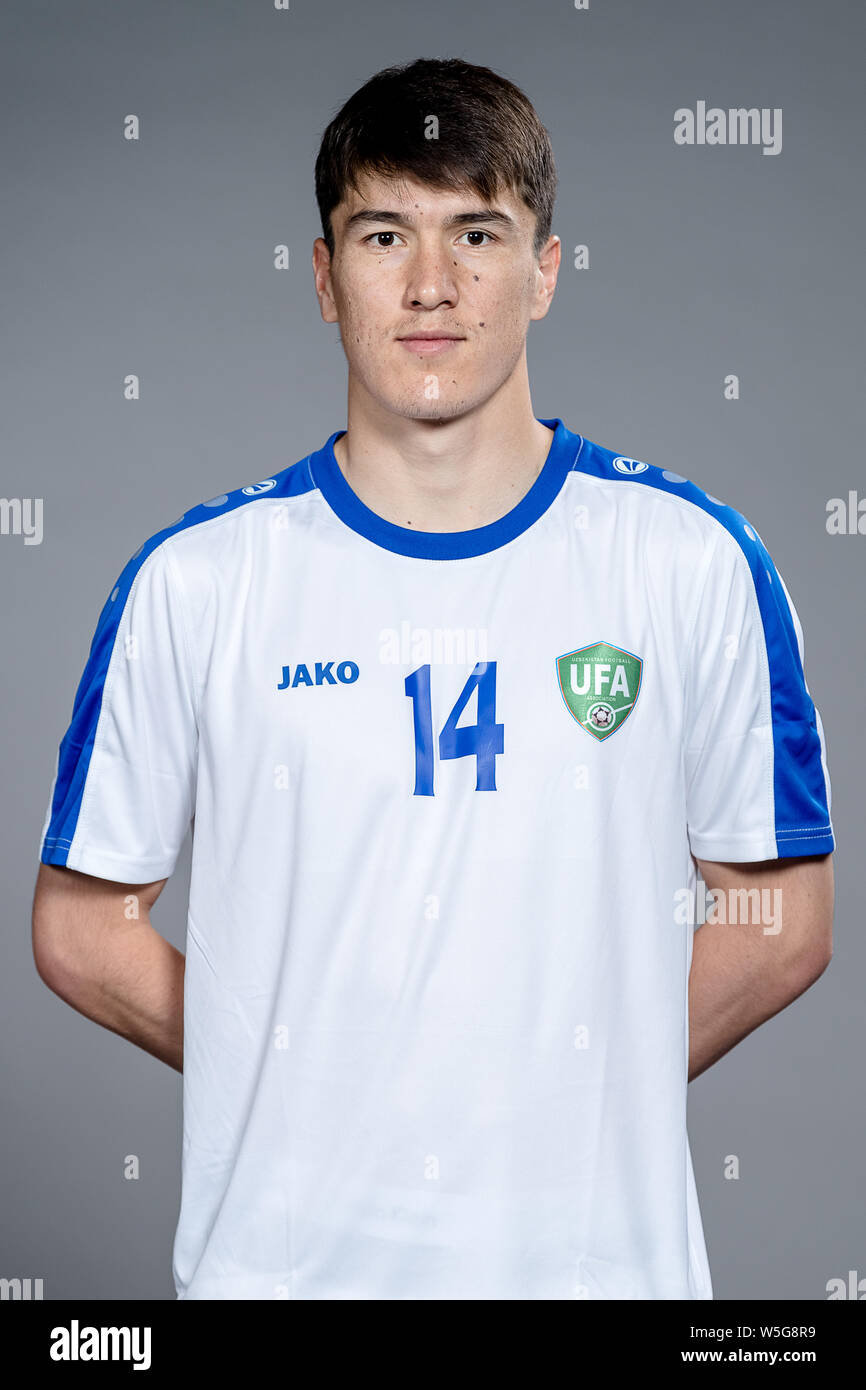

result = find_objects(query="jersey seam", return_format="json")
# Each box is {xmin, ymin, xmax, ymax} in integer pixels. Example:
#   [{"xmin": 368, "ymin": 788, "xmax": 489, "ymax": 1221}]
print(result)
[
  {"xmin": 776, "ymin": 824, "xmax": 833, "ymax": 834},
  {"xmin": 68, "ymin": 562, "xmax": 148, "ymax": 859},
  {"xmin": 163, "ymin": 542, "xmax": 204, "ymax": 737},
  {"xmin": 681, "ymin": 532, "xmax": 719, "ymax": 697},
  {"xmin": 68, "ymin": 546, "xmax": 196, "ymax": 868},
  {"xmin": 715, "ymin": 529, "xmax": 776, "ymax": 849},
  {"xmin": 683, "ymin": 528, "xmax": 774, "ymax": 752},
  {"xmin": 66, "ymin": 844, "xmax": 180, "ymax": 874},
  {"xmin": 679, "ymin": 532, "xmax": 720, "ymax": 809},
  {"xmin": 679, "ymin": 526, "xmax": 776, "ymax": 854}
]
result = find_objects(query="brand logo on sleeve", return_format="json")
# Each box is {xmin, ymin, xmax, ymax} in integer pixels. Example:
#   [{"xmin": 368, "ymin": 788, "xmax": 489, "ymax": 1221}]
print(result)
[
  {"xmin": 242, "ymin": 479, "xmax": 277, "ymax": 495},
  {"xmin": 611, "ymin": 457, "xmax": 648, "ymax": 475},
  {"xmin": 556, "ymin": 642, "xmax": 643, "ymax": 741}
]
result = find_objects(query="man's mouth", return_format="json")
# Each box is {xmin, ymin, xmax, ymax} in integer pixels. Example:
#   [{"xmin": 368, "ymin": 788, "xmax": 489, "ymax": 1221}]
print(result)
[{"xmin": 397, "ymin": 332, "xmax": 465, "ymax": 357}]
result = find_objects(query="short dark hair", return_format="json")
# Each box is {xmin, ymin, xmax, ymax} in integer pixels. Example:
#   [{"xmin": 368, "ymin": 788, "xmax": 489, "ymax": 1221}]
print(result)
[{"xmin": 314, "ymin": 57, "xmax": 557, "ymax": 261}]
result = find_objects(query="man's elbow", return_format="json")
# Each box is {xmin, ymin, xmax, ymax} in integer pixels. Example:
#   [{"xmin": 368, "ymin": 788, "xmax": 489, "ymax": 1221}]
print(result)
[
  {"xmin": 32, "ymin": 901, "xmax": 72, "ymax": 996},
  {"xmin": 784, "ymin": 929, "xmax": 833, "ymax": 994},
  {"xmin": 31, "ymin": 882, "xmax": 86, "ymax": 1001}
]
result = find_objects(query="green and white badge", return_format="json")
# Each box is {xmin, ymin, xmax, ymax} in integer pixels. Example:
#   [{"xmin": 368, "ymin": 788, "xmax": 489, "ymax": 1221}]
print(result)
[{"xmin": 556, "ymin": 641, "xmax": 643, "ymax": 741}]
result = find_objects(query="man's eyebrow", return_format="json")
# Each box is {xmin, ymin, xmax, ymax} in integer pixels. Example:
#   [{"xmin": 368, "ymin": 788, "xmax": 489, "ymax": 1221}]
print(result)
[{"xmin": 343, "ymin": 208, "xmax": 518, "ymax": 234}]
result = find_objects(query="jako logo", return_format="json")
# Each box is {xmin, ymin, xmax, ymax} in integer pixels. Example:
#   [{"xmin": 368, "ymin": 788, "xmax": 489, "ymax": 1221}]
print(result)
[
  {"xmin": 277, "ymin": 661, "xmax": 360, "ymax": 690},
  {"xmin": 242, "ymin": 479, "xmax": 277, "ymax": 495},
  {"xmin": 50, "ymin": 1320, "xmax": 151, "ymax": 1370},
  {"xmin": 612, "ymin": 457, "xmax": 648, "ymax": 475}
]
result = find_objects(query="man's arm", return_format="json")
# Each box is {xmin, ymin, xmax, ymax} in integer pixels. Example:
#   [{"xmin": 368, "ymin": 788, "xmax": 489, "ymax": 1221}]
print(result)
[
  {"xmin": 32, "ymin": 863, "xmax": 184, "ymax": 1073},
  {"xmin": 687, "ymin": 853, "xmax": 834, "ymax": 1082}
]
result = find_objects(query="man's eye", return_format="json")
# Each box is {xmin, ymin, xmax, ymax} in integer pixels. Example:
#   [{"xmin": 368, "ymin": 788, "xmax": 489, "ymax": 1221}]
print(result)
[
  {"xmin": 457, "ymin": 230, "xmax": 493, "ymax": 246},
  {"xmin": 364, "ymin": 232, "xmax": 404, "ymax": 248}
]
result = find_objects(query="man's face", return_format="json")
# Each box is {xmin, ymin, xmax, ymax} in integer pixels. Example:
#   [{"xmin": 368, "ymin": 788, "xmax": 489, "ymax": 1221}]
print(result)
[{"xmin": 314, "ymin": 172, "xmax": 560, "ymax": 422}]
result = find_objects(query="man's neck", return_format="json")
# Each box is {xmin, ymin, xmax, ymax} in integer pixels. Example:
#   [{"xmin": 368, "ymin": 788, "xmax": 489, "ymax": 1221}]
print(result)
[{"xmin": 331, "ymin": 409, "xmax": 555, "ymax": 534}]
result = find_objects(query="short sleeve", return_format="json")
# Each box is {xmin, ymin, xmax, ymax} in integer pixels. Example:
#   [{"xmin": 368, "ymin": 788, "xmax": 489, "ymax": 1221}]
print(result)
[
  {"xmin": 38, "ymin": 539, "xmax": 198, "ymax": 882},
  {"xmin": 683, "ymin": 524, "xmax": 835, "ymax": 862}
]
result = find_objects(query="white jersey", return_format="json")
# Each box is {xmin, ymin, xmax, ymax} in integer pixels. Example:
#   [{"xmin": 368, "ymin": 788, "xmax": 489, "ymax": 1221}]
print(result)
[{"xmin": 38, "ymin": 417, "xmax": 835, "ymax": 1300}]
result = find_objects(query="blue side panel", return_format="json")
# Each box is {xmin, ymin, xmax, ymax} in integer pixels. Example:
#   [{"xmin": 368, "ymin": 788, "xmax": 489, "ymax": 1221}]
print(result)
[
  {"xmin": 40, "ymin": 457, "xmax": 317, "ymax": 867},
  {"xmin": 572, "ymin": 442, "xmax": 835, "ymax": 857}
]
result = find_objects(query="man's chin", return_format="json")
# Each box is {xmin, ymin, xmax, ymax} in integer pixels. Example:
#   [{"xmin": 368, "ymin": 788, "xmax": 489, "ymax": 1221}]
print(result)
[{"xmin": 384, "ymin": 395, "xmax": 476, "ymax": 425}]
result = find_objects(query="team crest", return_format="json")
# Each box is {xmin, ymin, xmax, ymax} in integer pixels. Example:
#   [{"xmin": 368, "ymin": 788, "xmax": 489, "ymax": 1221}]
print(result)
[{"xmin": 556, "ymin": 641, "xmax": 643, "ymax": 741}]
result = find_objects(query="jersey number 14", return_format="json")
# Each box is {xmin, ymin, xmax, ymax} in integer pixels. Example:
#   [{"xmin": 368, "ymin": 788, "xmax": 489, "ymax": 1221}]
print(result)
[{"xmin": 404, "ymin": 661, "xmax": 504, "ymax": 796}]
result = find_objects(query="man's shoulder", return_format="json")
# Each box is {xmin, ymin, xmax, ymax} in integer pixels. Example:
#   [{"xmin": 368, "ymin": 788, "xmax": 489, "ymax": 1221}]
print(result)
[
  {"xmin": 161, "ymin": 452, "xmax": 321, "ymax": 554},
  {"xmin": 128, "ymin": 450, "xmax": 323, "ymax": 573},
  {"xmin": 569, "ymin": 431, "xmax": 772, "ymax": 571},
  {"xmin": 94, "ymin": 448, "xmax": 325, "ymax": 631}
]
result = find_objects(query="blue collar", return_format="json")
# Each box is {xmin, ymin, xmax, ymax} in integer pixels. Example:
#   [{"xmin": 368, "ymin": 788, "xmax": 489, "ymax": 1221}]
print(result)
[{"xmin": 308, "ymin": 417, "xmax": 582, "ymax": 560}]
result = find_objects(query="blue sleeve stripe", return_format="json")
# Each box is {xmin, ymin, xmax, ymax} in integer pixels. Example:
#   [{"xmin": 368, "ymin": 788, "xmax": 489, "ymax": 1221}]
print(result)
[
  {"xmin": 572, "ymin": 443, "xmax": 835, "ymax": 858},
  {"xmin": 40, "ymin": 458, "xmax": 317, "ymax": 868}
]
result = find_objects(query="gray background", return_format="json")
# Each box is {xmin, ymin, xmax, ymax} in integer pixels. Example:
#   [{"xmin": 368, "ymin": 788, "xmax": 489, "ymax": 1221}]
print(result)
[{"xmin": 2, "ymin": 0, "xmax": 863, "ymax": 1299}]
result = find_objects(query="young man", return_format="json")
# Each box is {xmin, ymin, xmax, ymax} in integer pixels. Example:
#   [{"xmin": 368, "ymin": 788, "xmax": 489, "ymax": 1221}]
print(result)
[{"xmin": 32, "ymin": 57, "xmax": 835, "ymax": 1300}]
